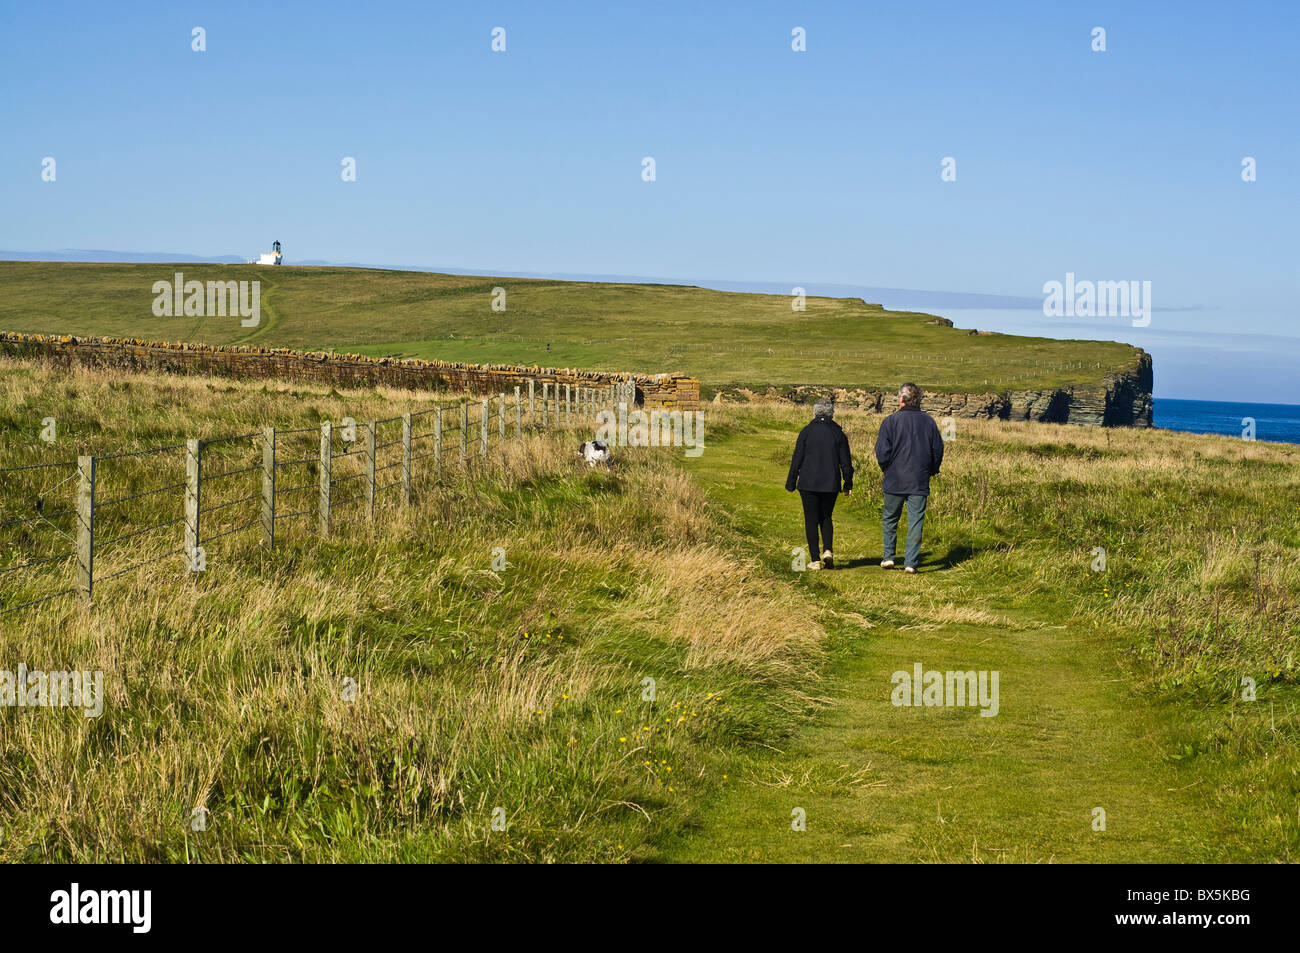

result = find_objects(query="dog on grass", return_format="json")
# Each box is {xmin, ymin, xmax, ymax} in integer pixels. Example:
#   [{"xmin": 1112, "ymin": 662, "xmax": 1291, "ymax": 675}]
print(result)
[{"xmin": 579, "ymin": 440, "xmax": 610, "ymax": 467}]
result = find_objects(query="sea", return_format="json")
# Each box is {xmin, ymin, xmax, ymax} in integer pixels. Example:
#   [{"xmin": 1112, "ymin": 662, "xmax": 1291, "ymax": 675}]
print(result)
[{"xmin": 1154, "ymin": 399, "xmax": 1300, "ymax": 446}]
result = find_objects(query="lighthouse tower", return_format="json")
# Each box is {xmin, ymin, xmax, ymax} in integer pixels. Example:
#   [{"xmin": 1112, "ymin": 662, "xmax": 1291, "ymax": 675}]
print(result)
[{"xmin": 257, "ymin": 240, "xmax": 283, "ymax": 266}]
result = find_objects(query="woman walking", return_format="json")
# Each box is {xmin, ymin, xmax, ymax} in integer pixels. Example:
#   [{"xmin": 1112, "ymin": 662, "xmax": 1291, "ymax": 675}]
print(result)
[{"xmin": 785, "ymin": 398, "xmax": 854, "ymax": 570}]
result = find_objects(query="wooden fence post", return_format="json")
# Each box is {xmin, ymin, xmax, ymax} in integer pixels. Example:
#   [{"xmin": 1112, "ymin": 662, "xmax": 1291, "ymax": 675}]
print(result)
[
  {"xmin": 528, "ymin": 378, "xmax": 535, "ymax": 419},
  {"xmin": 480, "ymin": 398, "xmax": 489, "ymax": 456},
  {"xmin": 364, "ymin": 420, "xmax": 377, "ymax": 519},
  {"xmin": 514, "ymin": 385, "xmax": 522, "ymax": 436},
  {"xmin": 401, "ymin": 413, "xmax": 413, "ymax": 505},
  {"xmin": 76, "ymin": 455, "xmax": 95, "ymax": 603},
  {"xmin": 435, "ymin": 407, "xmax": 443, "ymax": 476},
  {"xmin": 185, "ymin": 439, "xmax": 202, "ymax": 569},
  {"xmin": 499, "ymin": 392, "xmax": 506, "ymax": 442},
  {"xmin": 460, "ymin": 402, "xmax": 469, "ymax": 464},
  {"xmin": 319, "ymin": 421, "xmax": 332, "ymax": 535},
  {"xmin": 542, "ymin": 382, "xmax": 549, "ymax": 428},
  {"xmin": 262, "ymin": 427, "xmax": 276, "ymax": 549},
  {"xmin": 563, "ymin": 384, "xmax": 570, "ymax": 424}
]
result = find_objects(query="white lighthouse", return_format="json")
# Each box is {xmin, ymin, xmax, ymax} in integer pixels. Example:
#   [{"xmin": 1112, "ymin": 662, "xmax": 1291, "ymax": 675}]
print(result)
[{"xmin": 256, "ymin": 240, "xmax": 282, "ymax": 266}]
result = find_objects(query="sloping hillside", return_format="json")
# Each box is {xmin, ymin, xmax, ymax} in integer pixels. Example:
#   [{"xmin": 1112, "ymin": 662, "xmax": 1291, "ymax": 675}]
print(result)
[{"xmin": 0, "ymin": 261, "xmax": 1143, "ymax": 397}]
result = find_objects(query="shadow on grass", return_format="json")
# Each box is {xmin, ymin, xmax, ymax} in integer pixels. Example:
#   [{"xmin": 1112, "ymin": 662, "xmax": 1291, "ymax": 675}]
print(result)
[
  {"xmin": 920, "ymin": 542, "xmax": 1009, "ymax": 570},
  {"xmin": 835, "ymin": 542, "xmax": 994, "ymax": 572},
  {"xmin": 839, "ymin": 557, "xmax": 882, "ymax": 570}
]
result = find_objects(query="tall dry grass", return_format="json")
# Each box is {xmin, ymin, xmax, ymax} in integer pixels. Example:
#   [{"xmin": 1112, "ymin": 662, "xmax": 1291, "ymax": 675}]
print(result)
[{"xmin": 0, "ymin": 359, "xmax": 825, "ymax": 862}]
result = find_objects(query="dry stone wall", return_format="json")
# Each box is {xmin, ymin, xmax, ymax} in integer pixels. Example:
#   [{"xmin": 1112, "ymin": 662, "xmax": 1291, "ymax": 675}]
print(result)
[{"xmin": 0, "ymin": 332, "xmax": 700, "ymax": 411}]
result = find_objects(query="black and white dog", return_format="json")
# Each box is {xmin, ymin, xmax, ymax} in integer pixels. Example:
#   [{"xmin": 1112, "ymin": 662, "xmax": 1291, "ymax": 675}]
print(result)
[{"xmin": 579, "ymin": 440, "xmax": 610, "ymax": 467}]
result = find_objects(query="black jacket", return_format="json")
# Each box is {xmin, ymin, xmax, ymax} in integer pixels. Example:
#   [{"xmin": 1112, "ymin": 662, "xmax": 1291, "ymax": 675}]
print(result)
[
  {"xmin": 874, "ymin": 407, "xmax": 944, "ymax": 496},
  {"xmin": 786, "ymin": 416, "xmax": 854, "ymax": 494}
]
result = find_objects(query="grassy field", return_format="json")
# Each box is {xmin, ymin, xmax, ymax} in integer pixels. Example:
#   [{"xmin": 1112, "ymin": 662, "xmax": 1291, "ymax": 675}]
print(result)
[
  {"xmin": 0, "ymin": 359, "xmax": 822, "ymax": 862},
  {"xmin": 662, "ymin": 406, "xmax": 1300, "ymax": 862},
  {"xmin": 1, "ymin": 357, "xmax": 1296, "ymax": 862},
  {"xmin": 0, "ymin": 261, "xmax": 1141, "ymax": 394}
]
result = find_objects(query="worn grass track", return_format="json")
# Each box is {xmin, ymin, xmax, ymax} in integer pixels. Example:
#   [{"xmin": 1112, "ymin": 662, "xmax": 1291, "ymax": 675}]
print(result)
[{"xmin": 654, "ymin": 407, "xmax": 1294, "ymax": 863}]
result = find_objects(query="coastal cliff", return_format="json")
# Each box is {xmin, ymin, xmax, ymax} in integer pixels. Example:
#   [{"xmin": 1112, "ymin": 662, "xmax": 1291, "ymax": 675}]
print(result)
[{"xmin": 729, "ymin": 350, "xmax": 1153, "ymax": 428}]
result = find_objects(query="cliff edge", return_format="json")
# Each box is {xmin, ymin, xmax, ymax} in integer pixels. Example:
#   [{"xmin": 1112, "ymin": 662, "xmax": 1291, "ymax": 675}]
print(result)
[{"xmin": 733, "ymin": 349, "xmax": 1153, "ymax": 428}]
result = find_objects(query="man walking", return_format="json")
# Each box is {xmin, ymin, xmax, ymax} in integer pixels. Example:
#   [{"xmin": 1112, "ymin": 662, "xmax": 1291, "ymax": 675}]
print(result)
[
  {"xmin": 874, "ymin": 383, "xmax": 944, "ymax": 573},
  {"xmin": 786, "ymin": 397, "xmax": 853, "ymax": 570}
]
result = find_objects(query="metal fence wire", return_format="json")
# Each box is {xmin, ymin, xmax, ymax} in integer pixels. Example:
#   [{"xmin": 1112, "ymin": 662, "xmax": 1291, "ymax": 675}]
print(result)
[{"xmin": 0, "ymin": 380, "xmax": 621, "ymax": 616}]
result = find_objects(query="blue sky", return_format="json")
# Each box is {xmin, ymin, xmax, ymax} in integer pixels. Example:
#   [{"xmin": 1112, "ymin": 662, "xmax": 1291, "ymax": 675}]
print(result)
[{"xmin": 2, "ymin": 1, "xmax": 1296, "ymax": 401}]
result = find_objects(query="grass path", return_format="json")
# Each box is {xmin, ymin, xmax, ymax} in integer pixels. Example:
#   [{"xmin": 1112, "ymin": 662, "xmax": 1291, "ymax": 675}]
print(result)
[
  {"xmin": 658, "ymin": 416, "xmax": 1235, "ymax": 862},
  {"xmin": 228, "ymin": 270, "xmax": 282, "ymax": 345}
]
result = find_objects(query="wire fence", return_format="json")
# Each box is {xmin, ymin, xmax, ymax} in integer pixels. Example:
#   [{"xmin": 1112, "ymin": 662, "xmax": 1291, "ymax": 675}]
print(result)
[{"xmin": 0, "ymin": 378, "xmax": 629, "ymax": 617}]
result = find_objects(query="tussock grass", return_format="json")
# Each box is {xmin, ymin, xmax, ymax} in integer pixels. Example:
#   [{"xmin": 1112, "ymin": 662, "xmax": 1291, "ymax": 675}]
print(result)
[
  {"xmin": 691, "ymin": 401, "xmax": 1300, "ymax": 859},
  {"xmin": 4, "ymin": 364, "xmax": 1297, "ymax": 862},
  {"xmin": 0, "ymin": 360, "xmax": 825, "ymax": 862}
]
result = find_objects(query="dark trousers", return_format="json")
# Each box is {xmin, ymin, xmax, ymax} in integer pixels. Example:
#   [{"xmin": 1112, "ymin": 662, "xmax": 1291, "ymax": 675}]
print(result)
[{"xmin": 799, "ymin": 490, "xmax": 837, "ymax": 559}]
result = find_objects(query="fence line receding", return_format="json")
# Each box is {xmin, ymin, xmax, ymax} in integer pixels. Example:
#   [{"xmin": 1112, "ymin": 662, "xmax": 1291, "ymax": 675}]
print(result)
[{"xmin": 0, "ymin": 379, "xmax": 629, "ymax": 617}]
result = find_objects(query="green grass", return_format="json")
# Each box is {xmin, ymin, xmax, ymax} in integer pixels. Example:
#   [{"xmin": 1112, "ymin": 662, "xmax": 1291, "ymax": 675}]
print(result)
[
  {"xmin": 2, "ymin": 358, "xmax": 1294, "ymax": 862},
  {"xmin": 0, "ymin": 261, "xmax": 1141, "ymax": 394},
  {"xmin": 656, "ymin": 406, "xmax": 1299, "ymax": 862},
  {"xmin": 0, "ymin": 359, "xmax": 822, "ymax": 862}
]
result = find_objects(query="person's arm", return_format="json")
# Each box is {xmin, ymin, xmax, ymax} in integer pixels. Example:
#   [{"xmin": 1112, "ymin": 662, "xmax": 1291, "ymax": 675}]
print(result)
[
  {"xmin": 929, "ymin": 418, "xmax": 945, "ymax": 476},
  {"xmin": 785, "ymin": 429, "xmax": 806, "ymax": 491},
  {"xmin": 838, "ymin": 429, "xmax": 854, "ymax": 494},
  {"xmin": 874, "ymin": 418, "xmax": 892, "ymax": 472}
]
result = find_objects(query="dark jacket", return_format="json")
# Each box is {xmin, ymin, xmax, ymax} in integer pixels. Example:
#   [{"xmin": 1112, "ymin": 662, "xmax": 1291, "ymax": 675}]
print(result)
[
  {"xmin": 786, "ymin": 416, "xmax": 854, "ymax": 494},
  {"xmin": 874, "ymin": 407, "xmax": 944, "ymax": 496}
]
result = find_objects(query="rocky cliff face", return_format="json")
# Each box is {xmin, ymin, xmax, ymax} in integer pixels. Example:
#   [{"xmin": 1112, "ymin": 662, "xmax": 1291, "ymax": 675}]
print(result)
[{"xmin": 727, "ymin": 349, "xmax": 1153, "ymax": 428}]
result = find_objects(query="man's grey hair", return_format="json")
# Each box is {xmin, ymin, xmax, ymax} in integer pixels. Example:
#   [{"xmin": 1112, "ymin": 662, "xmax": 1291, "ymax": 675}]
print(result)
[
  {"xmin": 813, "ymin": 397, "xmax": 835, "ymax": 418},
  {"xmin": 899, "ymin": 382, "xmax": 922, "ymax": 408}
]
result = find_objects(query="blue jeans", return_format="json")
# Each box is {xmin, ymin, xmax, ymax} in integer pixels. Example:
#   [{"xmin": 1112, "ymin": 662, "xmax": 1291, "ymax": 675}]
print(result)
[{"xmin": 882, "ymin": 493, "xmax": 927, "ymax": 569}]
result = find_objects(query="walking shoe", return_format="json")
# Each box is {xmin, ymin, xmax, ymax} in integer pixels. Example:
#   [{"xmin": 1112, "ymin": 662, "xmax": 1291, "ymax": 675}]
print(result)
[
  {"xmin": 821, "ymin": 550, "xmax": 833, "ymax": 570},
  {"xmin": 880, "ymin": 559, "xmax": 895, "ymax": 569},
  {"xmin": 904, "ymin": 566, "xmax": 917, "ymax": 574},
  {"xmin": 808, "ymin": 561, "xmax": 823, "ymax": 571}
]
